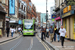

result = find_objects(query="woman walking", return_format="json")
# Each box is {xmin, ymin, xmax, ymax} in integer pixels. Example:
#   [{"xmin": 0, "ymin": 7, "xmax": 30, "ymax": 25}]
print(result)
[
  {"xmin": 57, "ymin": 28, "xmax": 60, "ymax": 42},
  {"xmin": 10, "ymin": 27, "xmax": 15, "ymax": 37}
]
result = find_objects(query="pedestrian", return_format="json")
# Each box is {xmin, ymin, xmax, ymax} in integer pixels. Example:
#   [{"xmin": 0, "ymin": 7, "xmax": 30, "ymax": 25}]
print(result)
[
  {"xmin": 18, "ymin": 27, "xmax": 22, "ymax": 35},
  {"xmin": 57, "ymin": 28, "xmax": 60, "ymax": 42},
  {"xmin": 46, "ymin": 27, "xmax": 49, "ymax": 38},
  {"xmin": 41, "ymin": 26, "xmax": 46, "ymax": 41},
  {"xmin": 49, "ymin": 26, "xmax": 54, "ymax": 42},
  {"xmin": 54, "ymin": 26, "xmax": 58, "ymax": 42},
  {"xmin": 10, "ymin": 26, "xmax": 14, "ymax": 37},
  {"xmin": 59, "ymin": 26, "xmax": 67, "ymax": 48},
  {"xmin": 6, "ymin": 26, "xmax": 10, "ymax": 37}
]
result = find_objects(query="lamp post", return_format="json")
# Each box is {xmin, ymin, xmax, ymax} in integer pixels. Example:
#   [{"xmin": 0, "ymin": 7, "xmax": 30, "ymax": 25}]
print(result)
[{"xmin": 46, "ymin": 0, "xmax": 48, "ymax": 29}]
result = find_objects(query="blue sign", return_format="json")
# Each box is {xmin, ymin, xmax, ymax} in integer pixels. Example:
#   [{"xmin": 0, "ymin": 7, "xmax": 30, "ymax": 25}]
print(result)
[
  {"xmin": 18, "ymin": 20, "xmax": 22, "ymax": 24},
  {"xmin": 9, "ymin": 0, "xmax": 15, "ymax": 15},
  {"xmin": 51, "ymin": 14, "xmax": 56, "ymax": 19}
]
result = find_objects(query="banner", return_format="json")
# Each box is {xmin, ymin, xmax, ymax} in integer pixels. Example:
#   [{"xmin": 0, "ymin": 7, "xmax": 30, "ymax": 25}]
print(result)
[{"xmin": 9, "ymin": 0, "xmax": 15, "ymax": 15}]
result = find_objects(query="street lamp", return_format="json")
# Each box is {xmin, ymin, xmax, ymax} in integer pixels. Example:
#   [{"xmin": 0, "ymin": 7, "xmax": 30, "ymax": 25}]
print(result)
[{"xmin": 46, "ymin": 0, "xmax": 48, "ymax": 29}]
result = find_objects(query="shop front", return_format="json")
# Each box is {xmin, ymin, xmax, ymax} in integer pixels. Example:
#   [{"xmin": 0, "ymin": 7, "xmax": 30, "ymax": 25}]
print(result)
[
  {"xmin": 0, "ymin": 5, "xmax": 7, "ymax": 36},
  {"xmin": 62, "ymin": 5, "xmax": 75, "ymax": 40},
  {"xmin": 55, "ymin": 17, "xmax": 62, "ymax": 29},
  {"xmin": 9, "ymin": 17, "xmax": 19, "ymax": 28}
]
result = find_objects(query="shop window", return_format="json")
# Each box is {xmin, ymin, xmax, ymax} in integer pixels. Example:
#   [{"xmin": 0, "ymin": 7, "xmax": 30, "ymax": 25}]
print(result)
[
  {"xmin": 74, "ymin": 17, "xmax": 75, "ymax": 32},
  {"xmin": 18, "ymin": 3, "xmax": 20, "ymax": 7}
]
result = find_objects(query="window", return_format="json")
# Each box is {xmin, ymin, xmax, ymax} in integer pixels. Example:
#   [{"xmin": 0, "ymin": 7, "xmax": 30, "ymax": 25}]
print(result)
[
  {"xmin": 24, "ymin": 7, "xmax": 25, "ymax": 11},
  {"xmin": 2, "ymin": 0, "xmax": 5, "ymax": 3},
  {"xmin": 74, "ymin": 17, "xmax": 75, "ymax": 32},
  {"xmin": 21, "ymin": 4, "xmax": 23, "ymax": 10},
  {"xmin": 19, "ymin": 3, "xmax": 20, "ymax": 8}
]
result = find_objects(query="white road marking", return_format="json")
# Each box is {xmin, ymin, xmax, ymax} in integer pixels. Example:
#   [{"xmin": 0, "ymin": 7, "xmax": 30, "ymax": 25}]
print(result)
[
  {"xmin": 28, "ymin": 37, "xmax": 33, "ymax": 50},
  {"xmin": 10, "ymin": 38, "xmax": 23, "ymax": 50}
]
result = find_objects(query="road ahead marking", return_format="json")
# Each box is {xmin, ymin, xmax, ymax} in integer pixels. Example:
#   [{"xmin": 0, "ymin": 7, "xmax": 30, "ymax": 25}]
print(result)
[
  {"xmin": 28, "ymin": 37, "xmax": 33, "ymax": 50},
  {"xmin": 36, "ymin": 36, "xmax": 51, "ymax": 50},
  {"xmin": 0, "ymin": 35, "xmax": 22, "ymax": 45}
]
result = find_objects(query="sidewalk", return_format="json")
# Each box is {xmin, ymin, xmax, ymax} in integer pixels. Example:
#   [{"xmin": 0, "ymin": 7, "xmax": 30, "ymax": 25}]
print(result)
[
  {"xmin": 46, "ymin": 37, "xmax": 75, "ymax": 50},
  {"xmin": 0, "ymin": 33, "xmax": 19, "ymax": 43}
]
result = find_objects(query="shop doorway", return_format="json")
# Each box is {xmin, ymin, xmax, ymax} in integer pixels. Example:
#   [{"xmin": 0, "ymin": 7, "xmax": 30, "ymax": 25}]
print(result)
[{"xmin": 73, "ymin": 17, "xmax": 75, "ymax": 40}]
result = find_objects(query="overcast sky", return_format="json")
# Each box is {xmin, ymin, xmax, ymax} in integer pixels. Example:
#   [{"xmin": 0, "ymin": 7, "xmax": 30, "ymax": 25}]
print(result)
[{"xmin": 31, "ymin": 0, "xmax": 55, "ymax": 15}]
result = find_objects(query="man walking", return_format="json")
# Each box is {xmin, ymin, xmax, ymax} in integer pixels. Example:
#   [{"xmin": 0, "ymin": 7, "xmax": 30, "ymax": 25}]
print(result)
[
  {"xmin": 59, "ymin": 26, "xmax": 67, "ymax": 48},
  {"xmin": 49, "ymin": 26, "xmax": 54, "ymax": 42},
  {"xmin": 41, "ymin": 26, "xmax": 46, "ymax": 41},
  {"xmin": 6, "ymin": 26, "xmax": 10, "ymax": 37}
]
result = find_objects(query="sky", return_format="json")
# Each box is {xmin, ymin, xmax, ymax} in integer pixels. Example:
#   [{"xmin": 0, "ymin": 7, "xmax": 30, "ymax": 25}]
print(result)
[{"xmin": 31, "ymin": 0, "xmax": 55, "ymax": 15}]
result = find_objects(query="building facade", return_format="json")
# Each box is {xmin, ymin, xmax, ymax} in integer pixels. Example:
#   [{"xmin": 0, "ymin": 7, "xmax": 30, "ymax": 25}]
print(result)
[
  {"xmin": 55, "ymin": 0, "xmax": 75, "ymax": 40},
  {"xmin": 0, "ymin": 0, "xmax": 7, "ymax": 36},
  {"xmin": 9, "ymin": 0, "xmax": 19, "ymax": 28},
  {"xmin": 50, "ymin": 6, "xmax": 55, "ymax": 15},
  {"xmin": 36, "ymin": 12, "xmax": 41, "ymax": 27},
  {"xmin": 40, "ymin": 13, "xmax": 46, "ymax": 26},
  {"xmin": 22, "ymin": 0, "xmax": 36, "ymax": 19}
]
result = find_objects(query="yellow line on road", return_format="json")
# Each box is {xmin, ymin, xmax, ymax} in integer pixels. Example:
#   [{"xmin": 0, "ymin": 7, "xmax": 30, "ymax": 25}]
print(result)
[
  {"xmin": 0, "ymin": 35, "xmax": 22, "ymax": 45},
  {"xmin": 36, "ymin": 36, "xmax": 48, "ymax": 50},
  {"xmin": 42, "ymin": 41, "xmax": 50, "ymax": 50},
  {"xmin": 36, "ymin": 36, "xmax": 51, "ymax": 50}
]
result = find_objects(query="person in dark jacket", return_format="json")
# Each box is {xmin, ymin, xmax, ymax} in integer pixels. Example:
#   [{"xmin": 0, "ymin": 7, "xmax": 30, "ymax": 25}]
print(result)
[
  {"xmin": 54, "ymin": 26, "xmax": 58, "ymax": 41},
  {"xmin": 6, "ymin": 26, "xmax": 10, "ymax": 37},
  {"xmin": 41, "ymin": 27, "xmax": 46, "ymax": 41},
  {"xmin": 57, "ymin": 28, "xmax": 60, "ymax": 42}
]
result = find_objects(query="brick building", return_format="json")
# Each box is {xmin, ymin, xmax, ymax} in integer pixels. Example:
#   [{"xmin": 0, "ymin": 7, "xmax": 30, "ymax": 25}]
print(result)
[
  {"xmin": 21, "ymin": 0, "xmax": 36, "ymax": 19},
  {"xmin": 18, "ymin": 0, "xmax": 27, "ymax": 20}
]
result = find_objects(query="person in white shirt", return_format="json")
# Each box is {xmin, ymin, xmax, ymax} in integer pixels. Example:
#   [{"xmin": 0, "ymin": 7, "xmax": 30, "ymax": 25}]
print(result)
[
  {"xmin": 46, "ymin": 27, "xmax": 49, "ymax": 38},
  {"xmin": 59, "ymin": 26, "xmax": 67, "ymax": 48},
  {"xmin": 18, "ymin": 27, "xmax": 22, "ymax": 34},
  {"xmin": 10, "ymin": 27, "xmax": 15, "ymax": 37}
]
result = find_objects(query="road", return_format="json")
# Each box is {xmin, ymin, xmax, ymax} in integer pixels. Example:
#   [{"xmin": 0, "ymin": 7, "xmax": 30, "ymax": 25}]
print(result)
[{"xmin": 0, "ymin": 35, "xmax": 51, "ymax": 50}]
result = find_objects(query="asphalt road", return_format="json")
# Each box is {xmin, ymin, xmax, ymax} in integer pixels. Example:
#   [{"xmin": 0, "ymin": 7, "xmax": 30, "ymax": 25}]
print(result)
[{"xmin": 0, "ymin": 35, "xmax": 51, "ymax": 50}]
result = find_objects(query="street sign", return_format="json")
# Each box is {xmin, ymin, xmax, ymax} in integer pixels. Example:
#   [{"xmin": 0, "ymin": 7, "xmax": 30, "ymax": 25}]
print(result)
[{"xmin": 18, "ymin": 20, "xmax": 22, "ymax": 24}]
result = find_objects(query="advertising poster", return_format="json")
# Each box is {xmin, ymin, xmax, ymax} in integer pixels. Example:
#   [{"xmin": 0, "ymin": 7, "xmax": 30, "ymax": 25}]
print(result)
[{"xmin": 9, "ymin": 0, "xmax": 15, "ymax": 15}]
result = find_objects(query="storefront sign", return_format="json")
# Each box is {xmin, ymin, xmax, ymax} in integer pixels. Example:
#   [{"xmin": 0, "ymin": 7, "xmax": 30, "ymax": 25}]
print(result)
[
  {"xmin": 9, "ymin": 0, "xmax": 15, "ymax": 15},
  {"xmin": 66, "ymin": 0, "xmax": 75, "ymax": 6},
  {"xmin": 9, "ymin": 20, "xmax": 16, "ymax": 23},
  {"xmin": 55, "ymin": 17, "xmax": 61, "ymax": 20},
  {"xmin": 6, "ymin": 18, "xmax": 9, "ymax": 21},
  {"xmin": 51, "ymin": 14, "xmax": 56, "ymax": 19},
  {"xmin": 18, "ymin": 20, "xmax": 22, "ymax": 24},
  {"xmin": 62, "ymin": 12, "xmax": 71, "ymax": 18},
  {"xmin": 52, "ymin": 19, "xmax": 55, "ymax": 21},
  {"xmin": 63, "ymin": 5, "xmax": 71, "ymax": 13}
]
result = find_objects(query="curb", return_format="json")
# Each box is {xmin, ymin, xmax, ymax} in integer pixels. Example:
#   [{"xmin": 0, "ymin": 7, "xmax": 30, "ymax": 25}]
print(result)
[
  {"xmin": 44, "ymin": 40, "xmax": 60, "ymax": 50},
  {"xmin": 37, "ymin": 34, "xmax": 60, "ymax": 50},
  {"xmin": 0, "ymin": 35, "xmax": 19, "ymax": 44}
]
